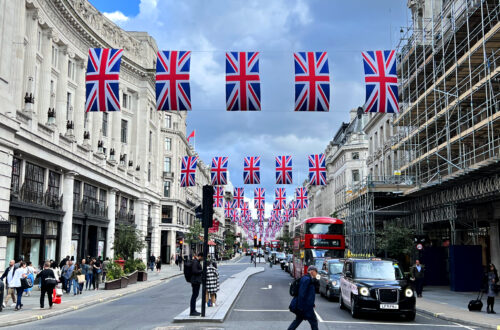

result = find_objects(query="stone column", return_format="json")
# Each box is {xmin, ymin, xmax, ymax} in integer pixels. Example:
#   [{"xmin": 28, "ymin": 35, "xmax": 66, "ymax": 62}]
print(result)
[
  {"xmin": 106, "ymin": 188, "xmax": 117, "ymax": 259},
  {"xmin": 55, "ymin": 46, "xmax": 68, "ymax": 132},
  {"xmin": 73, "ymin": 61, "xmax": 85, "ymax": 144},
  {"xmin": 169, "ymin": 229, "xmax": 177, "ymax": 259},
  {"xmin": 22, "ymin": 9, "xmax": 39, "ymax": 115},
  {"xmin": 151, "ymin": 203, "xmax": 161, "ymax": 257},
  {"xmin": 60, "ymin": 171, "xmax": 77, "ymax": 258},
  {"xmin": 134, "ymin": 198, "xmax": 148, "ymax": 260},
  {"xmin": 37, "ymin": 28, "xmax": 53, "ymax": 123}
]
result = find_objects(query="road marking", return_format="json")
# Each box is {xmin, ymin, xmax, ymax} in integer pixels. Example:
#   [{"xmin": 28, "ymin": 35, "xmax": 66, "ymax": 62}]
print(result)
[
  {"xmin": 233, "ymin": 309, "xmax": 289, "ymax": 312},
  {"xmin": 260, "ymin": 284, "xmax": 272, "ymax": 290},
  {"xmin": 314, "ymin": 310, "xmax": 324, "ymax": 322},
  {"xmin": 319, "ymin": 320, "xmax": 467, "ymax": 327},
  {"xmin": 451, "ymin": 321, "xmax": 475, "ymax": 330}
]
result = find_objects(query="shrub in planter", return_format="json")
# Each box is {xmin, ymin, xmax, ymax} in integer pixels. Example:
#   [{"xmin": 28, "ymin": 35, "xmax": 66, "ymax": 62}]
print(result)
[
  {"xmin": 127, "ymin": 270, "xmax": 138, "ymax": 285},
  {"xmin": 124, "ymin": 259, "xmax": 136, "ymax": 274},
  {"xmin": 135, "ymin": 259, "xmax": 146, "ymax": 272},
  {"xmin": 106, "ymin": 262, "xmax": 124, "ymax": 282}
]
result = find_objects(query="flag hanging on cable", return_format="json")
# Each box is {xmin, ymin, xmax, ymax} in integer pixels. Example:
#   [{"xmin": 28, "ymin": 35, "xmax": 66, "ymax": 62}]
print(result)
[
  {"xmin": 362, "ymin": 50, "xmax": 399, "ymax": 113},
  {"xmin": 275, "ymin": 188, "xmax": 286, "ymax": 210},
  {"xmin": 233, "ymin": 187, "xmax": 244, "ymax": 209},
  {"xmin": 156, "ymin": 51, "xmax": 191, "ymax": 111},
  {"xmin": 308, "ymin": 154, "xmax": 326, "ymax": 185},
  {"xmin": 211, "ymin": 157, "xmax": 228, "ymax": 186},
  {"xmin": 295, "ymin": 187, "xmax": 309, "ymax": 209},
  {"xmin": 254, "ymin": 188, "xmax": 265, "ymax": 210},
  {"xmin": 85, "ymin": 48, "xmax": 123, "ymax": 112},
  {"xmin": 213, "ymin": 186, "xmax": 224, "ymax": 208},
  {"xmin": 294, "ymin": 52, "xmax": 330, "ymax": 111},
  {"xmin": 180, "ymin": 156, "xmax": 198, "ymax": 187},
  {"xmin": 275, "ymin": 155, "xmax": 293, "ymax": 184},
  {"xmin": 224, "ymin": 200, "xmax": 232, "ymax": 218},
  {"xmin": 243, "ymin": 156, "xmax": 261, "ymax": 184},
  {"xmin": 226, "ymin": 52, "xmax": 261, "ymax": 111}
]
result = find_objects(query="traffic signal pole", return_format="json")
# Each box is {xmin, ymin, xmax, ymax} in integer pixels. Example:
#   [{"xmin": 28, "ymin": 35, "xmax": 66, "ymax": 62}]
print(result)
[{"xmin": 201, "ymin": 185, "xmax": 213, "ymax": 317}]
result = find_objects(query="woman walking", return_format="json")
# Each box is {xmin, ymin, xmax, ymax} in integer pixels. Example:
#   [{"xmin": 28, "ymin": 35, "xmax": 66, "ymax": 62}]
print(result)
[
  {"xmin": 155, "ymin": 257, "xmax": 162, "ymax": 273},
  {"xmin": 485, "ymin": 263, "xmax": 499, "ymax": 314},
  {"xmin": 36, "ymin": 262, "xmax": 57, "ymax": 309},
  {"xmin": 11, "ymin": 261, "xmax": 27, "ymax": 311},
  {"xmin": 71, "ymin": 264, "xmax": 83, "ymax": 295},
  {"xmin": 206, "ymin": 261, "xmax": 219, "ymax": 307},
  {"xmin": 24, "ymin": 261, "xmax": 36, "ymax": 296}
]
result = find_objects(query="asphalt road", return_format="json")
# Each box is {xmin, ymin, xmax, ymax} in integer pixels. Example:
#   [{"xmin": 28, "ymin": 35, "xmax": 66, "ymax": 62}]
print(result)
[{"xmin": 8, "ymin": 256, "xmax": 478, "ymax": 330}]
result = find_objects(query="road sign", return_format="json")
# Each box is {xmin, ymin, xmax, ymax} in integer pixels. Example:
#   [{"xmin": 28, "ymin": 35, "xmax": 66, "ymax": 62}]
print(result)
[{"xmin": 416, "ymin": 243, "xmax": 423, "ymax": 250}]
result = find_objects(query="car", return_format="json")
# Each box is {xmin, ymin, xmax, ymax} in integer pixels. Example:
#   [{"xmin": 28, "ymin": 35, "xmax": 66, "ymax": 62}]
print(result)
[
  {"xmin": 283, "ymin": 254, "xmax": 293, "ymax": 271},
  {"xmin": 268, "ymin": 251, "xmax": 277, "ymax": 263},
  {"xmin": 280, "ymin": 254, "xmax": 291, "ymax": 270},
  {"xmin": 318, "ymin": 259, "xmax": 344, "ymax": 301},
  {"xmin": 339, "ymin": 258, "xmax": 416, "ymax": 321},
  {"xmin": 276, "ymin": 252, "xmax": 286, "ymax": 265},
  {"xmin": 245, "ymin": 249, "xmax": 251, "ymax": 256},
  {"xmin": 288, "ymin": 257, "xmax": 294, "ymax": 276}
]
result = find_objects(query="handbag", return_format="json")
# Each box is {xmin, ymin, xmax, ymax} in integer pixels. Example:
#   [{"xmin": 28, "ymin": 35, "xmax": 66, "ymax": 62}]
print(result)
[
  {"xmin": 45, "ymin": 277, "xmax": 57, "ymax": 286},
  {"xmin": 77, "ymin": 274, "xmax": 86, "ymax": 284},
  {"xmin": 55, "ymin": 286, "xmax": 63, "ymax": 297},
  {"xmin": 21, "ymin": 277, "xmax": 33, "ymax": 289}
]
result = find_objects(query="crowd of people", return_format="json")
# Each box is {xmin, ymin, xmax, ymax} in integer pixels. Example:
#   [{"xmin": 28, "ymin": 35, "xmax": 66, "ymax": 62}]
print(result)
[{"xmin": 0, "ymin": 255, "xmax": 111, "ymax": 311}]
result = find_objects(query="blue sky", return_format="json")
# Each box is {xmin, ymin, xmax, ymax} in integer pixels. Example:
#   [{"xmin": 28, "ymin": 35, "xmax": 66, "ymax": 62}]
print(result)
[{"xmin": 90, "ymin": 0, "xmax": 409, "ymax": 215}]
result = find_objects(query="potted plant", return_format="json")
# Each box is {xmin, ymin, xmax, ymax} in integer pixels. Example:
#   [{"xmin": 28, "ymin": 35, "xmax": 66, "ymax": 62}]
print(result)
[
  {"xmin": 136, "ymin": 260, "xmax": 147, "ymax": 281},
  {"xmin": 104, "ymin": 262, "xmax": 124, "ymax": 290},
  {"xmin": 123, "ymin": 258, "xmax": 138, "ymax": 284}
]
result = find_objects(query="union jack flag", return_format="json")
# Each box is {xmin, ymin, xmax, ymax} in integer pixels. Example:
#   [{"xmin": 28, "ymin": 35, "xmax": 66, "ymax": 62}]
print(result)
[
  {"xmin": 85, "ymin": 48, "xmax": 123, "ymax": 112},
  {"xmin": 213, "ymin": 186, "xmax": 224, "ymax": 208},
  {"xmin": 275, "ymin": 156, "xmax": 293, "ymax": 185},
  {"xmin": 211, "ymin": 157, "xmax": 228, "ymax": 185},
  {"xmin": 362, "ymin": 50, "xmax": 399, "ymax": 113},
  {"xmin": 226, "ymin": 52, "xmax": 261, "ymax": 111},
  {"xmin": 224, "ymin": 200, "xmax": 232, "ymax": 218},
  {"xmin": 233, "ymin": 188, "xmax": 244, "ymax": 209},
  {"xmin": 275, "ymin": 188, "xmax": 286, "ymax": 210},
  {"xmin": 295, "ymin": 187, "xmax": 309, "ymax": 209},
  {"xmin": 257, "ymin": 209, "xmax": 265, "ymax": 223},
  {"xmin": 243, "ymin": 156, "xmax": 261, "ymax": 184},
  {"xmin": 156, "ymin": 51, "xmax": 191, "ymax": 111},
  {"xmin": 308, "ymin": 154, "xmax": 326, "ymax": 185},
  {"xmin": 241, "ymin": 201, "xmax": 249, "ymax": 214},
  {"xmin": 180, "ymin": 156, "xmax": 198, "ymax": 187},
  {"xmin": 289, "ymin": 200, "xmax": 298, "ymax": 217},
  {"xmin": 294, "ymin": 52, "xmax": 330, "ymax": 112},
  {"xmin": 254, "ymin": 188, "xmax": 265, "ymax": 210}
]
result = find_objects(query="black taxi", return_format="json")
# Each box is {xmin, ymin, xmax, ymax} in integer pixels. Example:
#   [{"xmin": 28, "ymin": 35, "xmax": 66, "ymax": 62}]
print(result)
[{"xmin": 339, "ymin": 258, "xmax": 416, "ymax": 320}]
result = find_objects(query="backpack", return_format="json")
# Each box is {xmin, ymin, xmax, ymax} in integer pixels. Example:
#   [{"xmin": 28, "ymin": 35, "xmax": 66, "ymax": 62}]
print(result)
[
  {"xmin": 184, "ymin": 259, "xmax": 193, "ymax": 283},
  {"xmin": 289, "ymin": 277, "xmax": 301, "ymax": 297}
]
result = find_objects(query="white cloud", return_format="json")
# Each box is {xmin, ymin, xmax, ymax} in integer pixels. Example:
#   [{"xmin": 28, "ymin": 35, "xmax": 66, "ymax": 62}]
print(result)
[{"xmin": 103, "ymin": 11, "xmax": 129, "ymax": 24}]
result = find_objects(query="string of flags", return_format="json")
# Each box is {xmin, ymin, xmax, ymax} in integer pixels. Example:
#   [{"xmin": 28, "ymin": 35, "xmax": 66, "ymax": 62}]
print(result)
[{"xmin": 85, "ymin": 48, "xmax": 399, "ymax": 113}]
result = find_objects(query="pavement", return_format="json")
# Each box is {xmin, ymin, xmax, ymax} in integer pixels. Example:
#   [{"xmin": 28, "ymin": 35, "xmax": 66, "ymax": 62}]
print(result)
[{"xmin": 415, "ymin": 286, "xmax": 500, "ymax": 329}]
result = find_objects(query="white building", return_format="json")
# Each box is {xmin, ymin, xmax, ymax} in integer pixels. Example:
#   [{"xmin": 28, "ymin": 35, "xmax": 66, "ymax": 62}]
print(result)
[{"xmin": 0, "ymin": 0, "xmax": 221, "ymax": 271}]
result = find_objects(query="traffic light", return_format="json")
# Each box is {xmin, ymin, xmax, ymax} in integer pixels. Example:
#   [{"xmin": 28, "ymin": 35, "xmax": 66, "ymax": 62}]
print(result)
[
  {"xmin": 258, "ymin": 238, "xmax": 262, "ymax": 247},
  {"xmin": 202, "ymin": 185, "xmax": 214, "ymax": 228},
  {"xmin": 253, "ymin": 235, "xmax": 257, "ymax": 247},
  {"xmin": 179, "ymin": 240, "xmax": 183, "ymax": 245},
  {"xmin": 195, "ymin": 205, "xmax": 203, "ymax": 220}
]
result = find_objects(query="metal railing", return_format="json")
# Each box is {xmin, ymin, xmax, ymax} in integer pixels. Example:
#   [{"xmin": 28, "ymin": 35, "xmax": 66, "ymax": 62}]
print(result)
[
  {"xmin": 74, "ymin": 199, "xmax": 108, "ymax": 217},
  {"xmin": 16, "ymin": 184, "xmax": 63, "ymax": 210},
  {"xmin": 116, "ymin": 209, "xmax": 135, "ymax": 225}
]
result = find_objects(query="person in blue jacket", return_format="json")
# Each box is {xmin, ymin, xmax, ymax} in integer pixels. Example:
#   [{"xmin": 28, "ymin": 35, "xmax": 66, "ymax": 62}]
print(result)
[{"xmin": 288, "ymin": 265, "xmax": 319, "ymax": 330}]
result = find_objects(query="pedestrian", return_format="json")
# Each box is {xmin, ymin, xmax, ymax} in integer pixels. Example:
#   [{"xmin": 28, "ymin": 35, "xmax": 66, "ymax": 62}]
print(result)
[
  {"xmin": 206, "ymin": 261, "xmax": 219, "ymax": 307},
  {"xmin": 80, "ymin": 259, "xmax": 89, "ymax": 291},
  {"xmin": 62, "ymin": 260, "xmax": 75, "ymax": 294},
  {"xmin": 155, "ymin": 256, "xmax": 162, "ymax": 273},
  {"xmin": 87, "ymin": 259, "xmax": 94, "ymax": 290},
  {"xmin": 250, "ymin": 252, "xmax": 254, "ymax": 263},
  {"xmin": 485, "ymin": 263, "xmax": 499, "ymax": 314},
  {"xmin": 102, "ymin": 257, "xmax": 110, "ymax": 282},
  {"xmin": 59, "ymin": 255, "xmax": 69, "ymax": 269},
  {"xmin": 71, "ymin": 263, "xmax": 83, "ymax": 295},
  {"xmin": 1, "ymin": 260, "xmax": 18, "ymax": 308},
  {"xmin": 189, "ymin": 253, "xmax": 203, "ymax": 316},
  {"xmin": 11, "ymin": 261, "xmax": 28, "ymax": 311},
  {"xmin": 24, "ymin": 261, "xmax": 36, "ymax": 296},
  {"xmin": 93, "ymin": 257, "xmax": 102, "ymax": 290},
  {"xmin": 36, "ymin": 262, "xmax": 57, "ymax": 309},
  {"xmin": 176, "ymin": 254, "xmax": 183, "ymax": 271},
  {"xmin": 288, "ymin": 265, "xmax": 320, "ymax": 330},
  {"xmin": 149, "ymin": 253, "xmax": 156, "ymax": 272},
  {"xmin": 49, "ymin": 260, "xmax": 60, "ymax": 282},
  {"xmin": 411, "ymin": 259, "xmax": 425, "ymax": 298}
]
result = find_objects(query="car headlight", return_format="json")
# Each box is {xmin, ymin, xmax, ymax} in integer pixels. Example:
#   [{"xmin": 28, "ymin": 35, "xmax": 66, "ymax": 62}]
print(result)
[
  {"xmin": 331, "ymin": 280, "xmax": 338, "ymax": 286},
  {"xmin": 405, "ymin": 288, "xmax": 414, "ymax": 297},
  {"xmin": 359, "ymin": 287, "xmax": 370, "ymax": 296}
]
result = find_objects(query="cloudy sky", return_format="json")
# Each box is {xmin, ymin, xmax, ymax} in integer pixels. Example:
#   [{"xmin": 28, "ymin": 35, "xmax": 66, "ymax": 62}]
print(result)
[{"xmin": 90, "ymin": 0, "xmax": 409, "ymax": 216}]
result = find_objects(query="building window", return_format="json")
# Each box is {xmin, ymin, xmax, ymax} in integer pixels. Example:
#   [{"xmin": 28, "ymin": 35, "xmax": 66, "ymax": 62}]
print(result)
[
  {"xmin": 163, "ymin": 181, "xmax": 170, "ymax": 197},
  {"xmin": 150, "ymin": 107, "xmax": 153, "ymax": 120},
  {"xmin": 102, "ymin": 112, "xmax": 108, "ymax": 137},
  {"xmin": 46, "ymin": 221, "xmax": 58, "ymax": 236},
  {"xmin": 148, "ymin": 162, "xmax": 151, "ymax": 182},
  {"xmin": 162, "ymin": 205, "xmax": 172, "ymax": 224},
  {"xmin": 352, "ymin": 152, "xmax": 359, "ymax": 160},
  {"xmin": 129, "ymin": 200, "xmax": 134, "ymax": 214},
  {"xmin": 25, "ymin": 162, "xmax": 44, "ymax": 197},
  {"xmin": 48, "ymin": 171, "xmax": 60, "ymax": 197},
  {"xmin": 51, "ymin": 45, "xmax": 59, "ymax": 68},
  {"xmin": 121, "ymin": 119, "xmax": 128, "ymax": 143},
  {"xmin": 164, "ymin": 157, "xmax": 171, "ymax": 172},
  {"xmin": 67, "ymin": 60, "xmax": 76, "ymax": 81},
  {"xmin": 122, "ymin": 93, "xmax": 129, "ymax": 108},
  {"xmin": 165, "ymin": 137, "xmax": 171, "ymax": 151},
  {"xmin": 73, "ymin": 180, "xmax": 81, "ymax": 209},
  {"xmin": 165, "ymin": 115, "xmax": 171, "ymax": 129},
  {"xmin": 37, "ymin": 30, "xmax": 42, "ymax": 52},
  {"xmin": 120, "ymin": 196, "xmax": 128, "ymax": 213},
  {"xmin": 83, "ymin": 183, "xmax": 98, "ymax": 207},
  {"xmin": 99, "ymin": 189, "xmax": 107, "ymax": 204},
  {"xmin": 11, "ymin": 157, "xmax": 21, "ymax": 194},
  {"xmin": 66, "ymin": 92, "xmax": 72, "ymax": 121},
  {"xmin": 23, "ymin": 218, "xmax": 42, "ymax": 235},
  {"xmin": 352, "ymin": 170, "xmax": 360, "ymax": 182},
  {"xmin": 149, "ymin": 131, "xmax": 153, "ymax": 152}
]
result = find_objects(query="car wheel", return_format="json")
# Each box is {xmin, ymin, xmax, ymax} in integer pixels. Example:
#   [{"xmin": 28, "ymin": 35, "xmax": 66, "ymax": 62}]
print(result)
[
  {"xmin": 319, "ymin": 288, "xmax": 324, "ymax": 297},
  {"xmin": 350, "ymin": 295, "xmax": 360, "ymax": 318},
  {"xmin": 404, "ymin": 311, "xmax": 416, "ymax": 321},
  {"xmin": 326, "ymin": 287, "xmax": 332, "ymax": 301},
  {"xmin": 339, "ymin": 291, "xmax": 346, "ymax": 310}
]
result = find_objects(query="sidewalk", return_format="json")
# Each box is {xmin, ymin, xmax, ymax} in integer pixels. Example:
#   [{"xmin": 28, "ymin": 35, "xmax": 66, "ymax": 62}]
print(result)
[
  {"xmin": 0, "ymin": 265, "xmax": 182, "ymax": 327},
  {"xmin": 416, "ymin": 286, "xmax": 500, "ymax": 329}
]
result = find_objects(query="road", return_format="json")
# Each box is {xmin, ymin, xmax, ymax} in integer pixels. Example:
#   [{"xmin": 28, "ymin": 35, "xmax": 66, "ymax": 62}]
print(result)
[{"xmin": 9, "ymin": 256, "xmax": 478, "ymax": 329}]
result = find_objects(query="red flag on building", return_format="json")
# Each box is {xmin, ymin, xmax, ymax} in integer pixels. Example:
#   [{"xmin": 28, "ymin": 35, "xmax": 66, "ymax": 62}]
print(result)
[{"xmin": 187, "ymin": 130, "xmax": 195, "ymax": 143}]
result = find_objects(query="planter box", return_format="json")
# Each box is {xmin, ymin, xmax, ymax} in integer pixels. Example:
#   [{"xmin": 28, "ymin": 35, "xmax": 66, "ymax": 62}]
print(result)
[
  {"xmin": 120, "ymin": 277, "xmax": 129, "ymax": 289},
  {"xmin": 127, "ymin": 271, "xmax": 138, "ymax": 285},
  {"xmin": 138, "ymin": 271, "xmax": 147, "ymax": 282},
  {"xmin": 104, "ymin": 278, "xmax": 121, "ymax": 290}
]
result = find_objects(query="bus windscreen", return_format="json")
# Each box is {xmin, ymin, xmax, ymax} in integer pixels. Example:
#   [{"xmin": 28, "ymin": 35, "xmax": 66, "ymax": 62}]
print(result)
[{"xmin": 306, "ymin": 223, "xmax": 343, "ymax": 235}]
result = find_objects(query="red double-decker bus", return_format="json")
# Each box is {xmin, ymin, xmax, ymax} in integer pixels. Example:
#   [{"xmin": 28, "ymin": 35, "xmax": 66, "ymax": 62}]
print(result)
[
  {"xmin": 292, "ymin": 217, "xmax": 345, "ymax": 279},
  {"xmin": 270, "ymin": 240, "xmax": 281, "ymax": 250}
]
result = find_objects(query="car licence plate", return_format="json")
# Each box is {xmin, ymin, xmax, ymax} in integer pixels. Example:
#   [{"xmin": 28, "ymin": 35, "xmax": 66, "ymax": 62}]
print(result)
[{"xmin": 380, "ymin": 304, "xmax": 399, "ymax": 309}]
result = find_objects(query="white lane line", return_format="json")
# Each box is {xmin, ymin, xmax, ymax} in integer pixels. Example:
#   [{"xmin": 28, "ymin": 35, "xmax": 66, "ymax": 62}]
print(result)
[
  {"xmin": 314, "ymin": 310, "xmax": 324, "ymax": 322},
  {"xmin": 320, "ymin": 320, "xmax": 466, "ymax": 327},
  {"xmin": 233, "ymin": 309, "xmax": 289, "ymax": 312},
  {"xmin": 451, "ymin": 321, "xmax": 475, "ymax": 330}
]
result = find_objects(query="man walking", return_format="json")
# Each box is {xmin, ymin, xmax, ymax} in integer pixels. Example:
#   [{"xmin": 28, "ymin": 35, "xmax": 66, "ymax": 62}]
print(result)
[
  {"xmin": 411, "ymin": 259, "xmax": 425, "ymax": 297},
  {"xmin": 189, "ymin": 253, "xmax": 203, "ymax": 316},
  {"xmin": 1, "ymin": 260, "xmax": 18, "ymax": 308},
  {"xmin": 288, "ymin": 266, "xmax": 319, "ymax": 330},
  {"xmin": 149, "ymin": 253, "xmax": 156, "ymax": 272}
]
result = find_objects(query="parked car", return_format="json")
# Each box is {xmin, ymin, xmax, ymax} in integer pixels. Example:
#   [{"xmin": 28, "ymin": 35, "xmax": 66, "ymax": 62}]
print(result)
[
  {"xmin": 339, "ymin": 258, "xmax": 416, "ymax": 321},
  {"xmin": 275, "ymin": 252, "xmax": 286, "ymax": 265},
  {"xmin": 318, "ymin": 259, "xmax": 344, "ymax": 301},
  {"xmin": 280, "ymin": 254, "xmax": 291, "ymax": 270},
  {"xmin": 288, "ymin": 257, "xmax": 294, "ymax": 276},
  {"xmin": 282, "ymin": 254, "xmax": 293, "ymax": 271}
]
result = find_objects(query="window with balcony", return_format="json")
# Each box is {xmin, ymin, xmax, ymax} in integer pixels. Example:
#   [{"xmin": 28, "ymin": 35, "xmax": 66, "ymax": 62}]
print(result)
[
  {"xmin": 48, "ymin": 171, "xmax": 60, "ymax": 198},
  {"xmin": 165, "ymin": 137, "xmax": 171, "ymax": 151},
  {"xmin": 83, "ymin": 183, "xmax": 98, "ymax": 214},
  {"xmin": 162, "ymin": 205, "xmax": 172, "ymax": 223},
  {"xmin": 24, "ymin": 162, "xmax": 44, "ymax": 203},
  {"xmin": 121, "ymin": 119, "xmax": 128, "ymax": 143},
  {"xmin": 164, "ymin": 157, "xmax": 171, "ymax": 172},
  {"xmin": 164, "ymin": 181, "xmax": 171, "ymax": 197},
  {"xmin": 11, "ymin": 157, "xmax": 20, "ymax": 194},
  {"xmin": 73, "ymin": 180, "xmax": 81, "ymax": 210}
]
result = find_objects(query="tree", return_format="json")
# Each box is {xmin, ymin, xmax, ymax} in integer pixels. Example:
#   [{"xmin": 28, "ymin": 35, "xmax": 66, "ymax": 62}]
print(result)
[
  {"xmin": 278, "ymin": 231, "xmax": 293, "ymax": 251},
  {"xmin": 242, "ymin": 241, "xmax": 249, "ymax": 250},
  {"xmin": 224, "ymin": 231, "xmax": 235, "ymax": 249},
  {"xmin": 186, "ymin": 221, "xmax": 203, "ymax": 246},
  {"xmin": 113, "ymin": 224, "xmax": 146, "ymax": 260},
  {"xmin": 376, "ymin": 222, "xmax": 414, "ymax": 260}
]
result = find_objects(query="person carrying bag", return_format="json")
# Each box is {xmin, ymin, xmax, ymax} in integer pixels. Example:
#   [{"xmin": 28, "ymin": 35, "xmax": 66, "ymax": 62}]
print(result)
[{"xmin": 36, "ymin": 262, "xmax": 57, "ymax": 309}]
